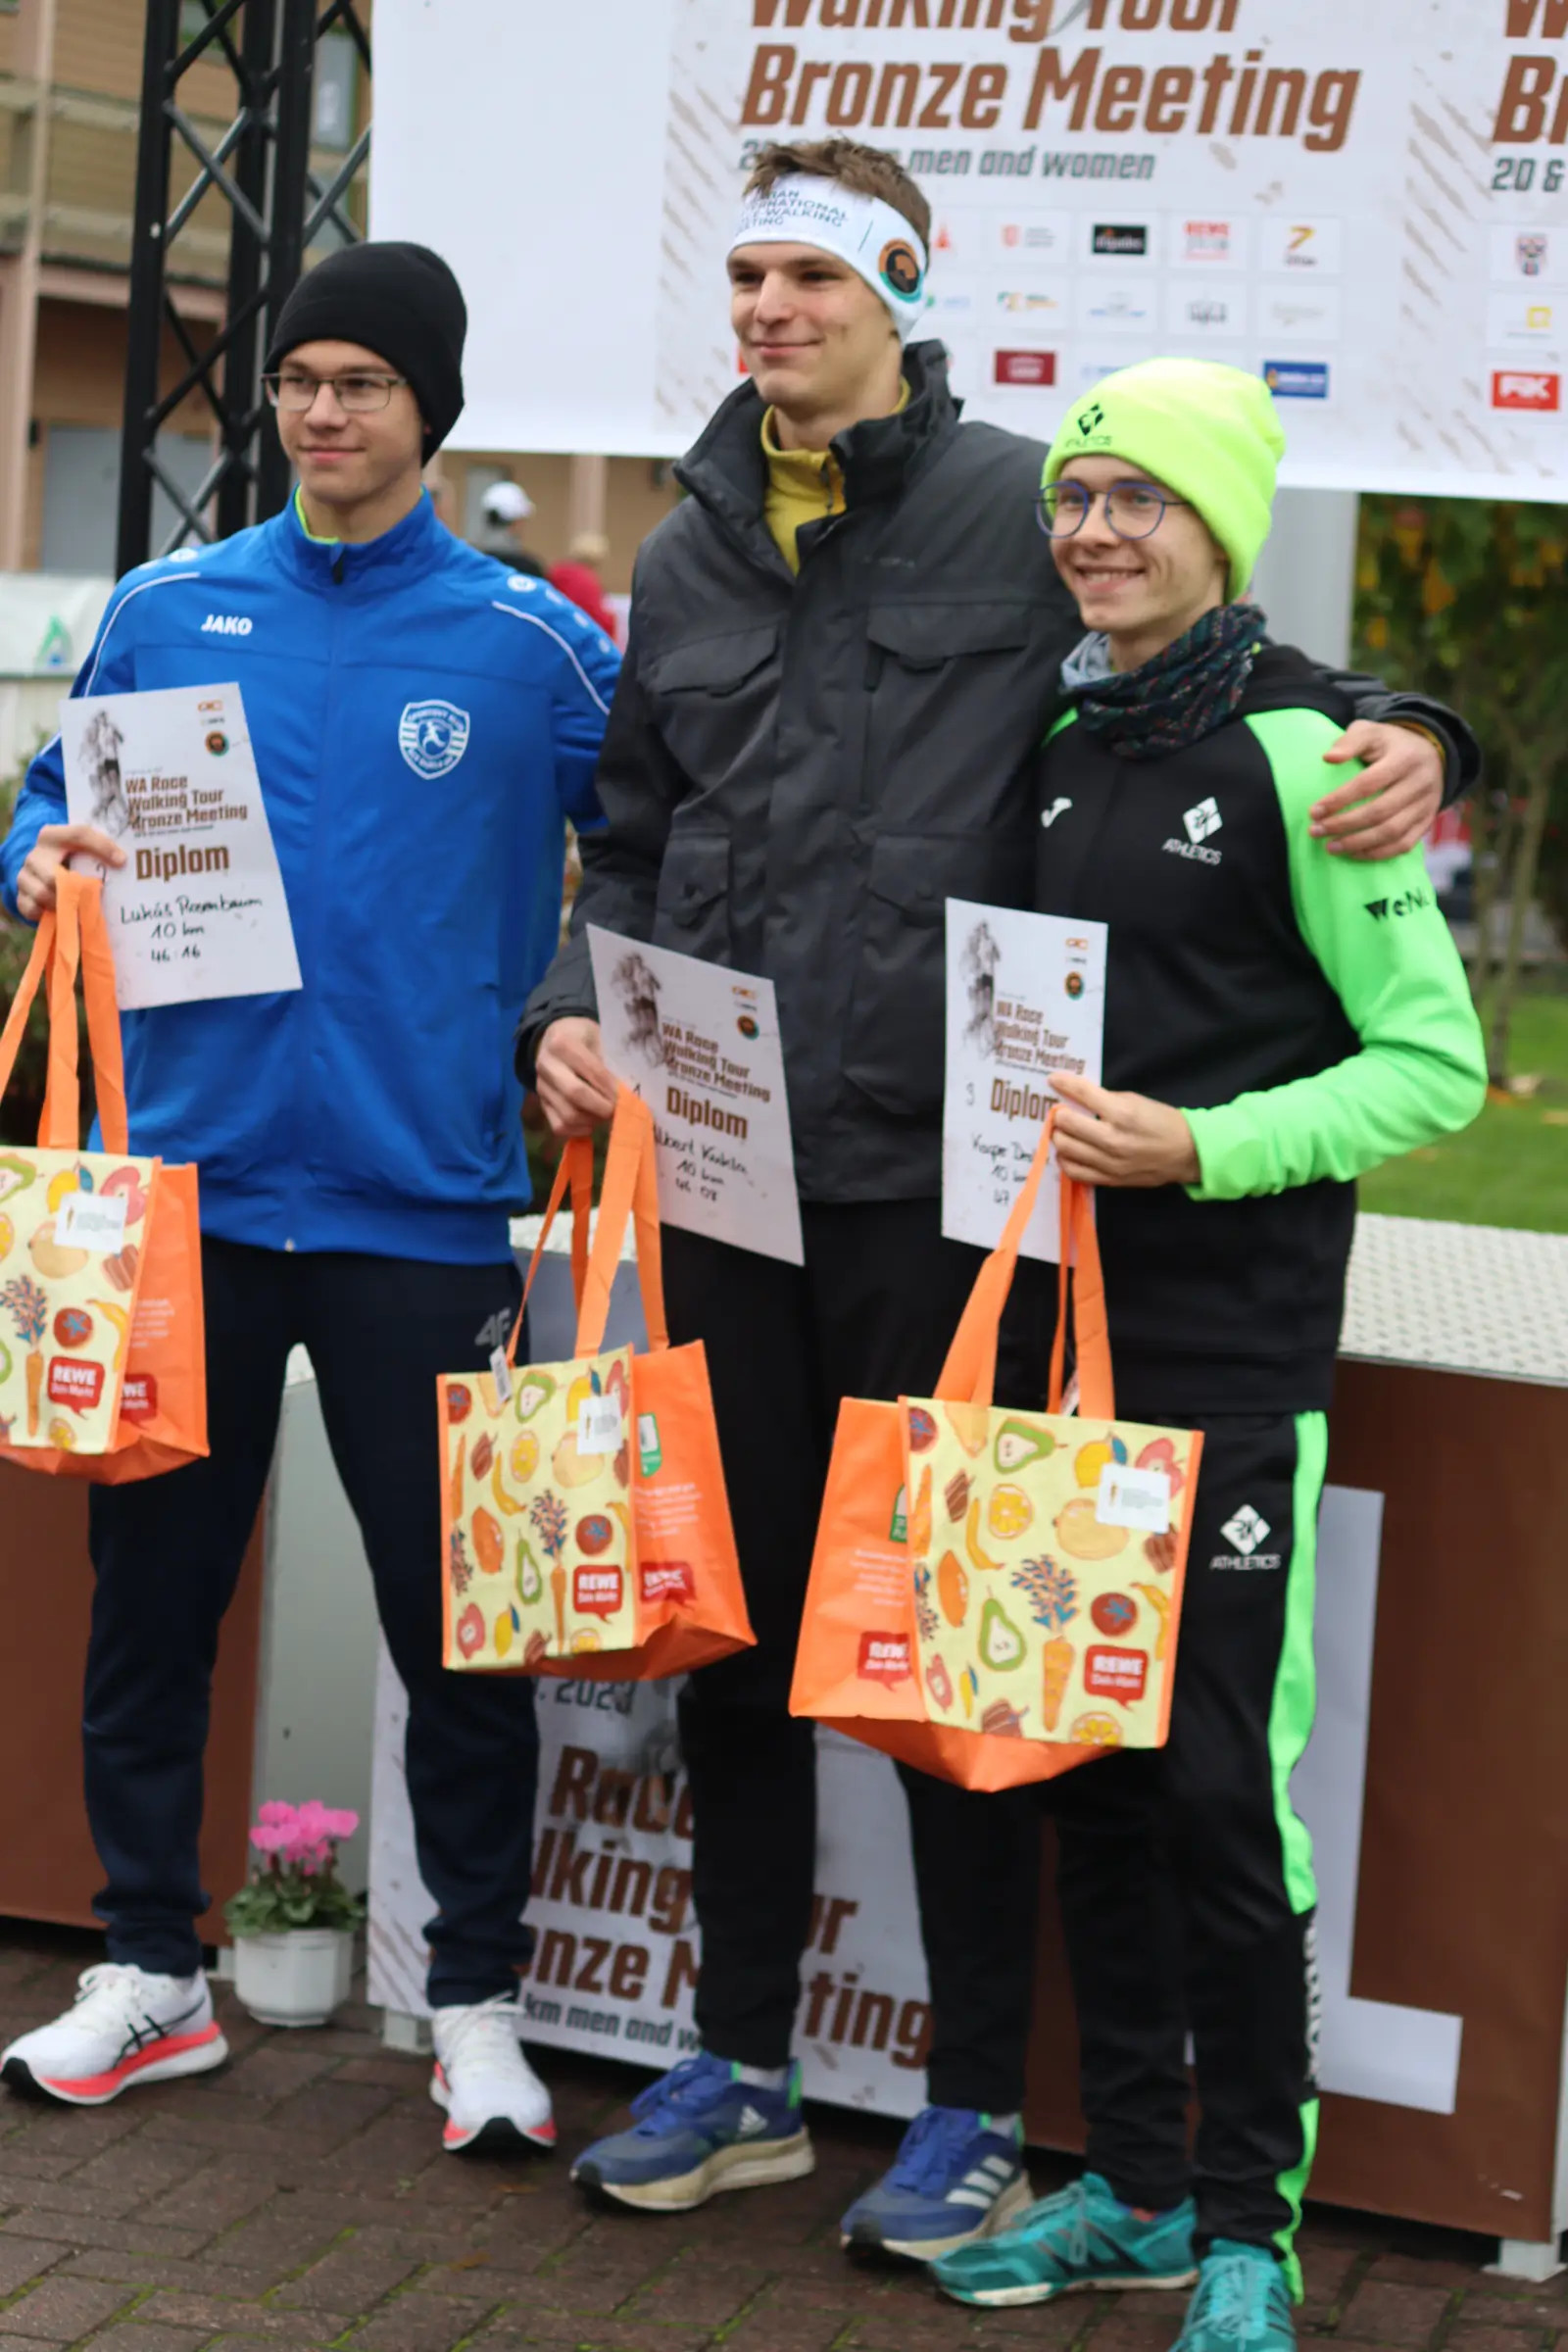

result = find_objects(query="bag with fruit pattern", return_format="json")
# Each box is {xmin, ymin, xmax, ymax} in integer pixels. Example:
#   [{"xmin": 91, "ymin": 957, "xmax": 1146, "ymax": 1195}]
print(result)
[
  {"xmin": 790, "ymin": 1114, "xmax": 1202, "ymax": 1790},
  {"xmin": 440, "ymin": 1085, "xmax": 752, "ymax": 1680},
  {"xmin": 0, "ymin": 871, "xmax": 206, "ymax": 1481}
]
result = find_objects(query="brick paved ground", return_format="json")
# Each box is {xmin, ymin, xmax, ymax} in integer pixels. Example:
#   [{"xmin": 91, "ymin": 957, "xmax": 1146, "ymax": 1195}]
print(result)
[{"xmin": 0, "ymin": 1927, "xmax": 1559, "ymax": 2352}]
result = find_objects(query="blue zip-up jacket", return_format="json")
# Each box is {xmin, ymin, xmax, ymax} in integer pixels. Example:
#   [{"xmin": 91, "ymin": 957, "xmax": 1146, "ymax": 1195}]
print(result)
[{"xmin": 1, "ymin": 492, "xmax": 618, "ymax": 1263}]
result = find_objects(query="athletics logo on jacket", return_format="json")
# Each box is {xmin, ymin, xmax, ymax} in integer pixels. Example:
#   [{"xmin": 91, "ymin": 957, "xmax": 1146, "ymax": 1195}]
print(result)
[{"xmin": 399, "ymin": 699, "xmax": 470, "ymax": 780}]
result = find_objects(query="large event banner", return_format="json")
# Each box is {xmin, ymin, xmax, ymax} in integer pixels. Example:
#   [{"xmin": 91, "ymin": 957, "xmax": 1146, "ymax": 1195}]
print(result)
[{"xmin": 374, "ymin": 0, "xmax": 1568, "ymax": 495}]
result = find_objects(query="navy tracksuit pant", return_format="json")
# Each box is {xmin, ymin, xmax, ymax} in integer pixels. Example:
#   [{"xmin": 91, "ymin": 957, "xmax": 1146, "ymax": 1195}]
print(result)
[{"xmin": 83, "ymin": 1236, "xmax": 537, "ymax": 2007}]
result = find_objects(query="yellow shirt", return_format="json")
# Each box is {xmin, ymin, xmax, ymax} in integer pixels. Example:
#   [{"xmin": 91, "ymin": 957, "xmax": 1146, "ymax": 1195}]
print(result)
[{"xmin": 761, "ymin": 381, "xmax": 910, "ymax": 574}]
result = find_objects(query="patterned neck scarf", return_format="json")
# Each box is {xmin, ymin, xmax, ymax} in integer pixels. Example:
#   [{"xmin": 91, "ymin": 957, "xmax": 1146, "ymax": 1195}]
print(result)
[{"xmin": 1062, "ymin": 601, "xmax": 1267, "ymax": 761}]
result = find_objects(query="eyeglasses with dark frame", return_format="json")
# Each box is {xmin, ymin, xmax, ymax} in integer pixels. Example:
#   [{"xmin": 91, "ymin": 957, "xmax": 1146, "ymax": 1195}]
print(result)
[
  {"xmin": 263, "ymin": 369, "xmax": 410, "ymax": 416},
  {"xmin": 1036, "ymin": 478, "xmax": 1193, "ymax": 542}
]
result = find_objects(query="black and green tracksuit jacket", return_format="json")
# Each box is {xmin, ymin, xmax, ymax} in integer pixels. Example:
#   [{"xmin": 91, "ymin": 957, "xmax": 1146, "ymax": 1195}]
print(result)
[
  {"xmin": 1031, "ymin": 646, "xmax": 1486, "ymax": 2274},
  {"xmin": 1035, "ymin": 645, "xmax": 1488, "ymax": 1414}
]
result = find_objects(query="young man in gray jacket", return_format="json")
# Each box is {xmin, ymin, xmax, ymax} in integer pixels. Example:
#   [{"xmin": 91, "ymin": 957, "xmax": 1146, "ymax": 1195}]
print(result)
[{"xmin": 519, "ymin": 136, "xmax": 1473, "ymax": 2256}]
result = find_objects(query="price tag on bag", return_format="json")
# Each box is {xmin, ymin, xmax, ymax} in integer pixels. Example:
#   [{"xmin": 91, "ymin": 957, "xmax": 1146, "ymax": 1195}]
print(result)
[
  {"xmin": 1096, "ymin": 1463, "xmax": 1172, "ymax": 1534},
  {"xmin": 576, "ymin": 1394, "xmax": 623, "ymax": 1455},
  {"xmin": 56, "ymin": 1192, "xmax": 128, "ymax": 1251}
]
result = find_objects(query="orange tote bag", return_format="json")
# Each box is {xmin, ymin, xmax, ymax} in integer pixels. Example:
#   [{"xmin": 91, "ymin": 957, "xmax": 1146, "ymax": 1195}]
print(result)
[
  {"xmin": 440, "ymin": 1086, "xmax": 753, "ymax": 1682},
  {"xmin": 0, "ymin": 870, "xmax": 207, "ymax": 1481},
  {"xmin": 791, "ymin": 1113, "xmax": 1203, "ymax": 1791}
]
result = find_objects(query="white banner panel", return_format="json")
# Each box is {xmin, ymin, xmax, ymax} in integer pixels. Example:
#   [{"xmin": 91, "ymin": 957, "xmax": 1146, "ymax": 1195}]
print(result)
[
  {"xmin": 372, "ymin": 0, "xmax": 1568, "ymax": 496},
  {"xmin": 368, "ymin": 1651, "xmax": 932, "ymax": 2118}
]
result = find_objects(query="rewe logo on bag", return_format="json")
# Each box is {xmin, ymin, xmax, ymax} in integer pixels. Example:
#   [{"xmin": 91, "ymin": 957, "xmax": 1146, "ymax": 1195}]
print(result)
[
  {"xmin": 120, "ymin": 1374, "xmax": 158, "ymax": 1421},
  {"xmin": 858, "ymin": 1631, "xmax": 912, "ymax": 1683},
  {"xmin": 1085, "ymin": 1645, "xmax": 1149, "ymax": 1703},
  {"xmin": 47, "ymin": 1358, "xmax": 103, "ymax": 1410},
  {"xmin": 640, "ymin": 1560, "xmax": 695, "ymax": 1605},
  {"xmin": 573, "ymin": 1565, "xmax": 624, "ymax": 1620}
]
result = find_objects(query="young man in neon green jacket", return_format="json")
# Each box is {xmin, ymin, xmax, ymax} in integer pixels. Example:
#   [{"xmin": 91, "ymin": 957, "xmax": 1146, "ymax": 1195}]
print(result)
[{"xmin": 929, "ymin": 359, "xmax": 1486, "ymax": 2352}]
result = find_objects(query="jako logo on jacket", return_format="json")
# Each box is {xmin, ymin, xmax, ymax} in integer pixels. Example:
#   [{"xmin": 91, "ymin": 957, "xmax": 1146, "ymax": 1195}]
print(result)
[{"xmin": 0, "ymin": 493, "xmax": 618, "ymax": 1262}]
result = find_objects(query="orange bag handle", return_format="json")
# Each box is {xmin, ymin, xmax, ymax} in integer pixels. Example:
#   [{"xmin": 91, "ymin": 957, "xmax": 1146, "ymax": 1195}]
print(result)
[
  {"xmin": 936, "ymin": 1112, "xmax": 1057, "ymax": 1406},
  {"xmin": 934, "ymin": 1110, "xmax": 1114, "ymax": 1422},
  {"xmin": 0, "ymin": 871, "xmax": 129, "ymax": 1153},
  {"xmin": 0, "ymin": 909, "xmax": 55, "ymax": 1114},
  {"xmin": 1049, "ymin": 1171, "xmax": 1112, "ymax": 1422},
  {"xmin": 575, "ymin": 1086, "xmax": 668, "ymax": 1356},
  {"xmin": 504, "ymin": 1140, "xmax": 593, "ymax": 1366}
]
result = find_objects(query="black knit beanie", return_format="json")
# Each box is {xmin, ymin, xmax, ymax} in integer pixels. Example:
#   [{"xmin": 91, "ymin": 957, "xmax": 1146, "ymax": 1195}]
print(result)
[{"xmin": 265, "ymin": 241, "xmax": 466, "ymax": 455}]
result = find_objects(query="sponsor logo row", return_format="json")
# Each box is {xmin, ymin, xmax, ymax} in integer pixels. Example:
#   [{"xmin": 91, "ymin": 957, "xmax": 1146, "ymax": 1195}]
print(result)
[
  {"xmin": 945, "ymin": 220, "xmax": 1568, "ymax": 288},
  {"xmin": 948, "ymin": 281, "xmax": 1341, "ymax": 341},
  {"xmin": 992, "ymin": 351, "xmax": 1331, "ymax": 398},
  {"xmin": 949, "ymin": 285, "xmax": 1568, "ymax": 359},
  {"xmin": 1070, "ymin": 224, "xmax": 1568, "ymax": 290},
  {"xmin": 987, "ymin": 357, "xmax": 1563, "ymax": 413},
  {"xmin": 931, "ymin": 212, "xmax": 1342, "ymax": 275}
]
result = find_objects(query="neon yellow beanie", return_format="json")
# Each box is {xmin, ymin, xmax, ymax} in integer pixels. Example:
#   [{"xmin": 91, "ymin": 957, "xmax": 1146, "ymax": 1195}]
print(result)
[{"xmin": 1043, "ymin": 359, "xmax": 1285, "ymax": 598}]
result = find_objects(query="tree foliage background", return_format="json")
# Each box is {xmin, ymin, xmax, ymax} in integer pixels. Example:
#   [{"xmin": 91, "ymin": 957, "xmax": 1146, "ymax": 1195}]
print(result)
[{"xmin": 1352, "ymin": 496, "xmax": 1568, "ymax": 1082}]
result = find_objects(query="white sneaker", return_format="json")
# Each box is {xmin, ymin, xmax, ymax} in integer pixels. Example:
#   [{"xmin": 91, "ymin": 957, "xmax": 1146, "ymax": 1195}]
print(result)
[
  {"xmin": 429, "ymin": 1991, "xmax": 556, "ymax": 2154},
  {"xmin": 1, "ymin": 1963, "xmax": 227, "ymax": 2105}
]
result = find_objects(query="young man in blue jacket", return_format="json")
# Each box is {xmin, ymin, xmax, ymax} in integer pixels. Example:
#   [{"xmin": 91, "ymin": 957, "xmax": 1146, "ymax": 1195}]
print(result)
[{"xmin": 0, "ymin": 242, "xmax": 618, "ymax": 2153}]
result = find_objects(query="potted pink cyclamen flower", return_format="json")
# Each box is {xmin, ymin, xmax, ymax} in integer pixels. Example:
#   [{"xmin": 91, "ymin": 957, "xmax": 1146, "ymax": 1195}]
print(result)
[{"xmin": 223, "ymin": 1800, "xmax": 365, "ymax": 2027}]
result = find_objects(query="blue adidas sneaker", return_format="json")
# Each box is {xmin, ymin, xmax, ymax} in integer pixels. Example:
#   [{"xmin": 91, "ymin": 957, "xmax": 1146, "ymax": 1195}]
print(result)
[
  {"xmin": 838, "ymin": 2106, "xmax": 1031, "ymax": 2261},
  {"xmin": 1175, "ymin": 2241, "xmax": 1296, "ymax": 2352},
  {"xmin": 569, "ymin": 2052, "xmax": 814, "ymax": 2212},
  {"xmin": 932, "ymin": 2169, "xmax": 1198, "ymax": 2307}
]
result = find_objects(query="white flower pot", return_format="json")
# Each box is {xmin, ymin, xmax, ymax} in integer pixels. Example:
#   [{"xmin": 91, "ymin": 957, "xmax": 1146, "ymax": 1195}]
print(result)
[{"xmin": 231, "ymin": 1928, "xmax": 355, "ymax": 2028}]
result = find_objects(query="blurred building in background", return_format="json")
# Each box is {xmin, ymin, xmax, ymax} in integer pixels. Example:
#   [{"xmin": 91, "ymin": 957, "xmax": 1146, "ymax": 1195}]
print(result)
[{"xmin": 0, "ymin": 0, "xmax": 676, "ymax": 591}]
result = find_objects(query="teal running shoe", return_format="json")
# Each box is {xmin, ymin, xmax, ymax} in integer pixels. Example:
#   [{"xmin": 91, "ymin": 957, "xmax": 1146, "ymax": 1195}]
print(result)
[
  {"xmin": 931, "ymin": 2170, "xmax": 1198, "ymax": 2309},
  {"xmin": 1173, "ymin": 2241, "xmax": 1296, "ymax": 2352}
]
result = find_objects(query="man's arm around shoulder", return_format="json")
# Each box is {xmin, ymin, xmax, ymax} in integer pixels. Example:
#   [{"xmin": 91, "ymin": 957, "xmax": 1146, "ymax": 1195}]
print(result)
[{"xmin": 1309, "ymin": 662, "xmax": 1480, "ymax": 859}]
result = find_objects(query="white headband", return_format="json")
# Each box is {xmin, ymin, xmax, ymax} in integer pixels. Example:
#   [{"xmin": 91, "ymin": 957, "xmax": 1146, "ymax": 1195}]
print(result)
[{"xmin": 729, "ymin": 176, "xmax": 929, "ymax": 342}]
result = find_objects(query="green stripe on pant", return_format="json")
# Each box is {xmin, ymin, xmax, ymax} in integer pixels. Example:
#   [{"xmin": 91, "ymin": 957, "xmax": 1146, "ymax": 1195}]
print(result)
[
  {"xmin": 1267, "ymin": 1408, "xmax": 1328, "ymax": 2298},
  {"xmin": 1270, "ymin": 1411, "xmax": 1328, "ymax": 1918}
]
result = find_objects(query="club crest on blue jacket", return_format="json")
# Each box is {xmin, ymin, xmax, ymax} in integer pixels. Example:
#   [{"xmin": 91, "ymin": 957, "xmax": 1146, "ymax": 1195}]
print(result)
[
  {"xmin": 0, "ymin": 492, "xmax": 619, "ymax": 1263},
  {"xmin": 399, "ymin": 698, "xmax": 471, "ymax": 780}
]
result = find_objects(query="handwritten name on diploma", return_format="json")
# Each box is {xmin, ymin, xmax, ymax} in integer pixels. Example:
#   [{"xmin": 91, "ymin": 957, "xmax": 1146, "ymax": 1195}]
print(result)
[
  {"xmin": 119, "ymin": 891, "xmax": 265, "ymax": 926},
  {"xmin": 653, "ymin": 1115, "xmax": 750, "ymax": 1205}
]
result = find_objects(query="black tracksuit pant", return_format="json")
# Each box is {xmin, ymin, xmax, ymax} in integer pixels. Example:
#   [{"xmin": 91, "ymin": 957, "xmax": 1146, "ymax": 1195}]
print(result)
[
  {"xmin": 902, "ymin": 1397, "xmax": 1327, "ymax": 2270},
  {"xmin": 670, "ymin": 1204, "xmax": 1323, "ymax": 2267},
  {"xmin": 663, "ymin": 1202, "xmax": 1043, "ymax": 2107},
  {"xmin": 84, "ymin": 1236, "xmax": 538, "ymax": 2008}
]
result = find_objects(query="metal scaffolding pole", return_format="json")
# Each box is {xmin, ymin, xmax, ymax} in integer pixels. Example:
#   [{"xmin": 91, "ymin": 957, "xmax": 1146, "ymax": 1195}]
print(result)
[{"xmin": 117, "ymin": 0, "xmax": 370, "ymax": 577}]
